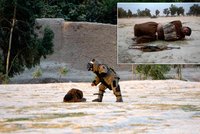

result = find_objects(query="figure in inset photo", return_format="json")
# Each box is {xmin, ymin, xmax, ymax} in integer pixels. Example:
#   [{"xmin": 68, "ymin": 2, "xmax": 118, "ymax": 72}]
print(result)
[
  {"xmin": 117, "ymin": 3, "xmax": 200, "ymax": 64},
  {"xmin": 133, "ymin": 20, "xmax": 191, "ymax": 44}
]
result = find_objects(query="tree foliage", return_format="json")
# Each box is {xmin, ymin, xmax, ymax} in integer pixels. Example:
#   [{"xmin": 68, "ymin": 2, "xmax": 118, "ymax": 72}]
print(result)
[
  {"xmin": 188, "ymin": 4, "xmax": 200, "ymax": 16},
  {"xmin": 127, "ymin": 9, "xmax": 133, "ymax": 18},
  {"xmin": 169, "ymin": 4, "xmax": 185, "ymax": 16},
  {"xmin": 155, "ymin": 9, "xmax": 160, "ymax": 16},
  {"xmin": 22, "ymin": 0, "xmax": 198, "ymax": 24},
  {"xmin": 118, "ymin": 7, "xmax": 128, "ymax": 18},
  {"xmin": 0, "ymin": 0, "xmax": 54, "ymax": 78},
  {"xmin": 163, "ymin": 8, "xmax": 170, "ymax": 16},
  {"xmin": 40, "ymin": 0, "xmax": 117, "ymax": 24},
  {"xmin": 136, "ymin": 65, "xmax": 171, "ymax": 80},
  {"xmin": 137, "ymin": 8, "xmax": 151, "ymax": 17},
  {"xmin": 177, "ymin": 7, "xmax": 184, "ymax": 16},
  {"xmin": 118, "ymin": 2, "xmax": 193, "ymax": 18},
  {"xmin": 169, "ymin": 4, "xmax": 178, "ymax": 16}
]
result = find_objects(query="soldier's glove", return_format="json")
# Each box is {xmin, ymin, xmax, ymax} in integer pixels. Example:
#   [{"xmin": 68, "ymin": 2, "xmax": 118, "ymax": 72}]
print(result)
[{"xmin": 91, "ymin": 83, "xmax": 96, "ymax": 86}]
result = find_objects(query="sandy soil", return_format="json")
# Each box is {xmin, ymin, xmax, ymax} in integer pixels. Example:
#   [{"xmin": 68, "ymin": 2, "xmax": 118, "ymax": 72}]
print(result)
[
  {"xmin": 117, "ymin": 16, "xmax": 200, "ymax": 64},
  {"xmin": 1, "ymin": 19, "xmax": 200, "ymax": 134},
  {"xmin": 0, "ymin": 80, "xmax": 200, "ymax": 133},
  {"xmin": 9, "ymin": 61, "xmax": 200, "ymax": 83}
]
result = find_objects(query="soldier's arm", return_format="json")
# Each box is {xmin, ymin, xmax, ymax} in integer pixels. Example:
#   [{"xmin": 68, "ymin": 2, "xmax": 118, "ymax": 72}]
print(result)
[
  {"xmin": 163, "ymin": 22, "xmax": 178, "ymax": 41},
  {"xmin": 170, "ymin": 20, "xmax": 182, "ymax": 26},
  {"xmin": 171, "ymin": 20, "xmax": 184, "ymax": 39},
  {"xmin": 92, "ymin": 76, "xmax": 100, "ymax": 86}
]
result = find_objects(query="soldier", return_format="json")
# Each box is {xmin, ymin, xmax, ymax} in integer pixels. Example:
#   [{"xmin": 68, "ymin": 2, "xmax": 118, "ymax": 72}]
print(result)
[
  {"xmin": 87, "ymin": 59, "xmax": 123, "ymax": 102},
  {"xmin": 133, "ymin": 20, "xmax": 192, "ymax": 44}
]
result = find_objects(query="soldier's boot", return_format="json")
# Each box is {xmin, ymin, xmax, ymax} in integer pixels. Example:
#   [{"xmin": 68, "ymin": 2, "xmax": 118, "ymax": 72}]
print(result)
[
  {"xmin": 114, "ymin": 86, "xmax": 123, "ymax": 102},
  {"xmin": 92, "ymin": 91, "xmax": 104, "ymax": 102},
  {"xmin": 116, "ymin": 95, "xmax": 123, "ymax": 102}
]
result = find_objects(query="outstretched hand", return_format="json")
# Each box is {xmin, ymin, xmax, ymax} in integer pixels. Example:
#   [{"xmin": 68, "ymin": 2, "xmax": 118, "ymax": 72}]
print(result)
[{"xmin": 91, "ymin": 83, "xmax": 96, "ymax": 86}]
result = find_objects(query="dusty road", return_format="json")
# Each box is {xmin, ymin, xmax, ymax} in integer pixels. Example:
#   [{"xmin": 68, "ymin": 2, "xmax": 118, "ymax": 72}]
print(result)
[
  {"xmin": 0, "ymin": 80, "xmax": 200, "ymax": 133},
  {"xmin": 117, "ymin": 16, "xmax": 200, "ymax": 64}
]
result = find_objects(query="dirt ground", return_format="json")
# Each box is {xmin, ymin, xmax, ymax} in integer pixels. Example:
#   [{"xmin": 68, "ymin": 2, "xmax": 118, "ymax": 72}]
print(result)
[
  {"xmin": 0, "ymin": 80, "xmax": 200, "ymax": 133},
  {"xmin": 117, "ymin": 16, "xmax": 200, "ymax": 64},
  {"xmin": 1, "ymin": 19, "xmax": 200, "ymax": 134}
]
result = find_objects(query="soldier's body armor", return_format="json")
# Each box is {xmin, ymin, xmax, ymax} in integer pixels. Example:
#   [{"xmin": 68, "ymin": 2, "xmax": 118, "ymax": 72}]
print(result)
[{"xmin": 89, "ymin": 60, "xmax": 123, "ymax": 102}]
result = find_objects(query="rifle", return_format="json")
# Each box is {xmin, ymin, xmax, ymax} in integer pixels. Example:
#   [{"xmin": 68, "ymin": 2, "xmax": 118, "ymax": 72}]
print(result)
[{"xmin": 128, "ymin": 45, "xmax": 180, "ymax": 52}]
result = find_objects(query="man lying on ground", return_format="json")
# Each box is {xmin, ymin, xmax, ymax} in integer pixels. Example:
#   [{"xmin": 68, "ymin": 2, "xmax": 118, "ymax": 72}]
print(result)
[
  {"xmin": 63, "ymin": 88, "xmax": 86, "ymax": 102},
  {"xmin": 133, "ymin": 20, "xmax": 192, "ymax": 44}
]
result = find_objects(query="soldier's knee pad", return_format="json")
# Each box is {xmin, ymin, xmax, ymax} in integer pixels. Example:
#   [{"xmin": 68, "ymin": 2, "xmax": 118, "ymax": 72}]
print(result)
[
  {"xmin": 99, "ymin": 84, "xmax": 106, "ymax": 91},
  {"xmin": 116, "ymin": 85, "xmax": 121, "ymax": 92},
  {"xmin": 113, "ymin": 80, "xmax": 116, "ymax": 88},
  {"xmin": 113, "ymin": 79, "xmax": 119, "ymax": 87},
  {"xmin": 113, "ymin": 86, "xmax": 121, "ymax": 96}
]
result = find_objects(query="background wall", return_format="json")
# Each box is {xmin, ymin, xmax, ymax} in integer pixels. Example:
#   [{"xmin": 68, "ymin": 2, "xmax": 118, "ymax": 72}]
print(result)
[{"xmin": 35, "ymin": 18, "xmax": 130, "ymax": 71}]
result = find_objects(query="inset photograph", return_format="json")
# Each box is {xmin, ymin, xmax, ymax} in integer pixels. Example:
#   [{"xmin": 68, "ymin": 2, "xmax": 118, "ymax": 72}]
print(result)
[{"xmin": 117, "ymin": 3, "xmax": 200, "ymax": 64}]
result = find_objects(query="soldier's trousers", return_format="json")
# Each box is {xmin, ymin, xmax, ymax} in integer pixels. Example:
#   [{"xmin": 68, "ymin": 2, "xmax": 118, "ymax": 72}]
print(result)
[{"xmin": 99, "ymin": 78, "xmax": 123, "ymax": 100}]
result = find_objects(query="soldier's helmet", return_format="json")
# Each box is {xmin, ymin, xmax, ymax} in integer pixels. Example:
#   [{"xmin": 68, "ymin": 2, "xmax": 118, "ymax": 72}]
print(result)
[{"xmin": 87, "ymin": 59, "xmax": 96, "ymax": 71}]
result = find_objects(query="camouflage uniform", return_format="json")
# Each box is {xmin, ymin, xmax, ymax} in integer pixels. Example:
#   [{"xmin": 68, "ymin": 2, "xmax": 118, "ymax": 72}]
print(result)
[{"xmin": 87, "ymin": 59, "xmax": 123, "ymax": 102}]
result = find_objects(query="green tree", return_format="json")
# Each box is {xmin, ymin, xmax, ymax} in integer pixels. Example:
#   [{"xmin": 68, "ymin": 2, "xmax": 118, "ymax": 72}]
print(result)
[
  {"xmin": 137, "ymin": 8, "xmax": 151, "ymax": 17},
  {"xmin": 97, "ymin": 0, "xmax": 117, "ymax": 24},
  {"xmin": 136, "ymin": 65, "xmax": 171, "ymax": 80},
  {"xmin": 169, "ymin": 4, "xmax": 178, "ymax": 16},
  {"xmin": 188, "ymin": 4, "xmax": 200, "ymax": 16},
  {"xmin": 58, "ymin": 66, "xmax": 68, "ymax": 79},
  {"xmin": 144, "ymin": 8, "xmax": 151, "ymax": 17},
  {"xmin": 32, "ymin": 67, "xmax": 42, "ymax": 79},
  {"xmin": 127, "ymin": 9, "xmax": 133, "ymax": 18},
  {"xmin": 118, "ymin": 7, "xmax": 127, "ymax": 18},
  {"xmin": 177, "ymin": 7, "xmax": 184, "ymax": 16},
  {"xmin": 0, "ymin": 0, "xmax": 54, "ymax": 79},
  {"xmin": 118, "ymin": 7, "xmax": 128, "ymax": 18},
  {"xmin": 163, "ymin": 8, "xmax": 170, "ymax": 16},
  {"xmin": 155, "ymin": 9, "xmax": 160, "ymax": 16},
  {"xmin": 137, "ymin": 9, "xmax": 141, "ymax": 16}
]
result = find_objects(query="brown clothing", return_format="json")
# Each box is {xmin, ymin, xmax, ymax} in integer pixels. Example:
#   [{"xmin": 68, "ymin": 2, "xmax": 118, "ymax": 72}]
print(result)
[
  {"xmin": 134, "ymin": 20, "xmax": 185, "ymax": 44},
  {"xmin": 157, "ymin": 20, "xmax": 185, "ymax": 40},
  {"xmin": 63, "ymin": 88, "xmax": 86, "ymax": 102},
  {"xmin": 134, "ymin": 22, "xmax": 158, "ymax": 37}
]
